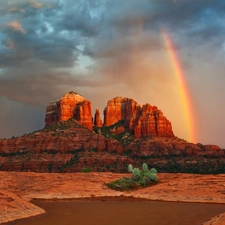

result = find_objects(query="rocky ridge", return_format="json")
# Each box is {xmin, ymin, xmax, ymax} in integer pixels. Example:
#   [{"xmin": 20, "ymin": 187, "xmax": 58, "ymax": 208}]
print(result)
[{"xmin": 0, "ymin": 91, "xmax": 224, "ymax": 173}]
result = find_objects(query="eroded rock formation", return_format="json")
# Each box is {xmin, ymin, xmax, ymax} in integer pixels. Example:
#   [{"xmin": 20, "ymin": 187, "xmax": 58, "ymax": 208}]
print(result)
[
  {"xmin": 94, "ymin": 109, "xmax": 103, "ymax": 127},
  {"xmin": 103, "ymin": 97, "xmax": 174, "ymax": 138},
  {"xmin": 1, "ymin": 91, "xmax": 224, "ymax": 174},
  {"xmin": 45, "ymin": 93, "xmax": 174, "ymax": 138},
  {"xmin": 45, "ymin": 91, "xmax": 93, "ymax": 130}
]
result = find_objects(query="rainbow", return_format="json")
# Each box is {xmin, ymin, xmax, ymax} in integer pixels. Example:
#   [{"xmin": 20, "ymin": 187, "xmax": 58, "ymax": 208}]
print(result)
[{"xmin": 161, "ymin": 28, "xmax": 195, "ymax": 143}]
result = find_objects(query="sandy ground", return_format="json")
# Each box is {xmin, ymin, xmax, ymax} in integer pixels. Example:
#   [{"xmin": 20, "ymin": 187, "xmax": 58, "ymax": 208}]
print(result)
[{"xmin": 1, "ymin": 172, "xmax": 225, "ymax": 224}]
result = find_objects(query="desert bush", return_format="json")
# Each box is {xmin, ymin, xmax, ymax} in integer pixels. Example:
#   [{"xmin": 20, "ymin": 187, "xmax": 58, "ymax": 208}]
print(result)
[
  {"xmin": 106, "ymin": 163, "xmax": 159, "ymax": 191},
  {"xmin": 81, "ymin": 167, "xmax": 92, "ymax": 172}
]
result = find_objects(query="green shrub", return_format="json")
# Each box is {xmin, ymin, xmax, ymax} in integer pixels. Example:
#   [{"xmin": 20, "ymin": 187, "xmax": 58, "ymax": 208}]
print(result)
[
  {"xmin": 81, "ymin": 167, "xmax": 92, "ymax": 172},
  {"xmin": 106, "ymin": 163, "xmax": 159, "ymax": 191},
  {"xmin": 48, "ymin": 163, "xmax": 53, "ymax": 173},
  {"xmin": 106, "ymin": 177, "xmax": 139, "ymax": 191}
]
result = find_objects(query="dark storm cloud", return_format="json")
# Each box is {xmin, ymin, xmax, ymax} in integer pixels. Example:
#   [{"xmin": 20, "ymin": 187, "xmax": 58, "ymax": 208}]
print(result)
[
  {"xmin": 55, "ymin": 4, "xmax": 101, "ymax": 37},
  {"xmin": 105, "ymin": 0, "xmax": 225, "ymax": 34},
  {"xmin": 1, "ymin": 0, "xmax": 224, "ymax": 70},
  {"xmin": 1, "ymin": 9, "xmax": 78, "ymax": 68},
  {"xmin": 0, "ymin": 0, "xmax": 106, "ymax": 106},
  {"xmin": 80, "ymin": 0, "xmax": 225, "ymax": 99},
  {"xmin": 81, "ymin": 0, "xmax": 225, "ymax": 63},
  {"xmin": 0, "ymin": 0, "xmax": 224, "ymax": 86},
  {"xmin": 0, "ymin": 0, "xmax": 224, "ymax": 94}
]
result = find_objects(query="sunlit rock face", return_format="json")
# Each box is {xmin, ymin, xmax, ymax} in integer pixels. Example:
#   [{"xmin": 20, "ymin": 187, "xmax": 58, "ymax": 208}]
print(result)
[
  {"xmin": 45, "ymin": 91, "xmax": 93, "ymax": 130},
  {"xmin": 45, "ymin": 93, "xmax": 174, "ymax": 138},
  {"xmin": 103, "ymin": 97, "xmax": 174, "ymax": 138},
  {"xmin": 103, "ymin": 97, "xmax": 141, "ymax": 128}
]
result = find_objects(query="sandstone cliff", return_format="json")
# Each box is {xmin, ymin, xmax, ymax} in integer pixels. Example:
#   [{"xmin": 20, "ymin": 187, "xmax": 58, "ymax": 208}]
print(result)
[
  {"xmin": 103, "ymin": 97, "xmax": 174, "ymax": 138},
  {"xmin": 45, "ymin": 93, "xmax": 174, "ymax": 138},
  {"xmin": 45, "ymin": 91, "xmax": 93, "ymax": 130}
]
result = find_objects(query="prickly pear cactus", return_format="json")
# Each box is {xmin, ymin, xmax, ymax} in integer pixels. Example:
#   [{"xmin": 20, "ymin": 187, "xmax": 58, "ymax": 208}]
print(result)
[
  {"xmin": 107, "ymin": 162, "xmax": 159, "ymax": 191},
  {"xmin": 143, "ymin": 171, "xmax": 150, "ymax": 177},
  {"xmin": 142, "ymin": 163, "xmax": 148, "ymax": 171},
  {"xmin": 150, "ymin": 168, "xmax": 157, "ymax": 174},
  {"xmin": 128, "ymin": 164, "xmax": 133, "ymax": 172},
  {"xmin": 149, "ymin": 173, "xmax": 157, "ymax": 181},
  {"xmin": 133, "ymin": 168, "xmax": 141, "ymax": 177}
]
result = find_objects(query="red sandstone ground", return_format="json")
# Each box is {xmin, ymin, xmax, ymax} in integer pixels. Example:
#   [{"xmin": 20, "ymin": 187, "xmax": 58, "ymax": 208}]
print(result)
[{"xmin": 0, "ymin": 172, "xmax": 225, "ymax": 224}]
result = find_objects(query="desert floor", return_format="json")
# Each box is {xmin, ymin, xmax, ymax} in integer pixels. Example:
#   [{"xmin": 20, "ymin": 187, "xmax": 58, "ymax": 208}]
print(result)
[{"xmin": 1, "ymin": 172, "xmax": 225, "ymax": 225}]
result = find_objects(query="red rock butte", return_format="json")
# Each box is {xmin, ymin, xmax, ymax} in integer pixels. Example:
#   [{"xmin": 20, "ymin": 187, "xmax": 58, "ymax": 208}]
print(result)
[
  {"xmin": 45, "ymin": 91, "xmax": 93, "ymax": 130},
  {"xmin": 103, "ymin": 97, "xmax": 174, "ymax": 138},
  {"xmin": 45, "ymin": 92, "xmax": 174, "ymax": 138}
]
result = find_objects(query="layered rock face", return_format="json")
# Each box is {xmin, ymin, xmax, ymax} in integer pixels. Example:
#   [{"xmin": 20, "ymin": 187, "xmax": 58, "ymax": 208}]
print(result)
[
  {"xmin": 103, "ymin": 97, "xmax": 174, "ymax": 138},
  {"xmin": 0, "ymin": 128, "xmax": 224, "ymax": 173},
  {"xmin": 104, "ymin": 97, "xmax": 141, "ymax": 128},
  {"xmin": 45, "ymin": 91, "xmax": 93, "ymax": 130},
  {"xmin": 0, "ymin": 119, "xmax": 125, "ymax": 172},
  {"xmin": 134, "ymin": 105, "xmax": 174, "ymax": 137},
  {"xmin": 45, "ymin": 93, "xmax": 173, "ymax": 138}
]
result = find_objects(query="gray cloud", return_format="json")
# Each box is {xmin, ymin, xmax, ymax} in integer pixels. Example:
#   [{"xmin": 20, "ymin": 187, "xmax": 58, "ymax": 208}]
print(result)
[
  {"xmin": 1, "ymin": 0, "xmax": 224, "ymax": 69},
  {"xmin": 0, "ymin": 97, "xmax": 44, "ymax": 139}
]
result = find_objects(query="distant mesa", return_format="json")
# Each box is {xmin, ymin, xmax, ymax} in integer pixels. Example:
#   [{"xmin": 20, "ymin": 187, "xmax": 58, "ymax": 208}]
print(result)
[{"xmin": 45, "ymin": 91, "xmax": 174, "ymax": 138}]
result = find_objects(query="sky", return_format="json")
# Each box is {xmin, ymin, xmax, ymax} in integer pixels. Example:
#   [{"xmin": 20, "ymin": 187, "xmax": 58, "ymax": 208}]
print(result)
[{"xmin": 0, "ymin": 0, "xmax": 225, "ymax": 147}]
